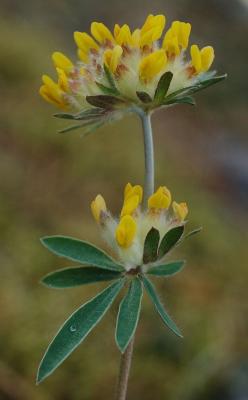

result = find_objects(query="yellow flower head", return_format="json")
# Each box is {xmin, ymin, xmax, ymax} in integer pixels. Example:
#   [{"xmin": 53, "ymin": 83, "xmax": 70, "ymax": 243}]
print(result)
[
  {"xmin": 40, "ymin": 12, "xmax": 224, "ymax": 131},
  {"xmin": 91, "ymin": 183, "xmax": 189, "ymax": 269}
]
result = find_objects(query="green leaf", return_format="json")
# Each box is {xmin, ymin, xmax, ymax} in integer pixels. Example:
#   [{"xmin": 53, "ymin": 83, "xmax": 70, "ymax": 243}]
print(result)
[
  {"xmin": 54, "ymin": 109, "xmax": 105, "ymax": 121},
  {"xmin": 158, "ymin": 226, "xmax": 184, "ymax": 259},
  {"xmin": 41, "ymin": 266, "xmax": 123, "ymax": 288},
  {"xmin": 154, "ymin": 71, "xmax": 173, "ymax": 101},
  {"xmin": 53, "ymin": 113, "xmax": 77, "ymax": 120},
  {"xmin": 141, "ymin": 275, "xmax": 182, "ymax": 338},
  {"xmin": 96, "ymin": 82, "xmax": 119, "ymax": 96},
  {"xmin": 184, "ymin": 227, "xmax": 202, "ymax": 240},
  {"xmin": 104, "ymin": 64, "xmax": 119, "ymax": 92},
  {"xmin": 41, "ymin": 236, "xmax": 124, "ymax": 272},
  {"xmin": 58, "ymin": 123, "xmax": 87, "ymax": 134},
  {"xmin": 195, "ymin": 73, "xmax": 227, "ymax": 91},
  {"xmin": 136, "ymin": 91, "xmax": 152, "ymax": 103},
  {"xmin": 79, "ymin": 120, "xmax": 106, "ymax": 137},
  {"xmin": 37, "ymin": 278, "xmax": 126, "ymax": 383},
  {"xmin": 58, "ymin": 117, "xmax": 106, "ymax": 134},
  {"xmin": 115, "ymin": 277, "xmax": 143, "ymax": 353},
  {"xmin": 164, "ymin": 86, "xmax": 196, "ymax": 101},
  {"xmin": 154, "ymin": 71, "xmax": 173, "ymax": 103},
  {"xmin": 163, "ymin": 74, "xmax": 226, "ymax": 104},
  {"xmin": 164, "ymin": 96, "xmax": 196, "ymax": 106},
  {"xmin": 75, "ymin": 108, "xmax": 106, "ymax": 120},
  {"xmin": 147, "ymin": 261, "xmax": 185, "ymax": 277},
  {"xmin": 86, "ymin": 95, "xmax": 124, "ymax": 109},
  {"xmin": 143, "ymin": 228, "xmax": 160, "ymax": 264}
]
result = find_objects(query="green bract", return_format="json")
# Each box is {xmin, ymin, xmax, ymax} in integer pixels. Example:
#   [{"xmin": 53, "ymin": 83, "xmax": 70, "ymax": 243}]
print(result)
[
  {"xmin": 53, "ymin": 70, "xmax": 227, "ymax": 136},
  {"xmin": 37, "ymin": 226, "xmax": 200, "ymax": 382}
]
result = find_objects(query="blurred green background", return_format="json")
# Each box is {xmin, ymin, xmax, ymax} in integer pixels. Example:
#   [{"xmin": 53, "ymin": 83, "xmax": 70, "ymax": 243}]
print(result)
[{"xmin": 0, "ymin": 0, "xmax": 248, "ymax": 399}]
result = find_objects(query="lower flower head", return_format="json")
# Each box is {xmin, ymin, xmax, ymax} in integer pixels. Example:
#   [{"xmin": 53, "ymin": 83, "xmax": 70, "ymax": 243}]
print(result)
[{"xmin": 91, "ymin": 183, "xmax": 188, "ymax": 270}]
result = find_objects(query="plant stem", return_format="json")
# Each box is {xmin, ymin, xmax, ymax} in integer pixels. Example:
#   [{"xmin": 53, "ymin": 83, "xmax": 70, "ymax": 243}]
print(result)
[
  {"xmin": 140, "ymin": 111, "xmax": 155, "ymax": 203},
  {"xmin": 115, "ymin": 338, "xmax": 135, "ymax": 400},
  {"xmin": 115, "ymin": 110, "xmax": 155, "ymax": 400}
]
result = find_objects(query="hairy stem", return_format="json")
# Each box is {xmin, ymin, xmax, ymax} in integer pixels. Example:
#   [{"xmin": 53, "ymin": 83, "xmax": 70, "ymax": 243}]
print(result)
[
  {"xmin": 115, "ymin": 338, "xmax": 135, "ymax": 400},
  {"xmin": 140, "ymin": 111, "xmax": 155, "ymax": 203},
  {"xmin": 115, "ymin": 110, "xmax": 155, "ymax": 400}
]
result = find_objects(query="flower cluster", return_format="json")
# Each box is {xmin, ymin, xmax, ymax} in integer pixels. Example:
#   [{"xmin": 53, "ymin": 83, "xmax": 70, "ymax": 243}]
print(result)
[
  {"xmin": 91, "ymin": 183, "xmax": 188, "ymax": 270},
  {"xmin": 40, "ymin": 13, "xmax": 218, "ymax": 118}
]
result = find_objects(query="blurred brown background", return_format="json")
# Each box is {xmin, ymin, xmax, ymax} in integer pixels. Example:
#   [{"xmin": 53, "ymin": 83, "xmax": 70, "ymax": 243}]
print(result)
[{"xmin": 0, "ymin": 0, "xmax": 248, "ymax": 399}]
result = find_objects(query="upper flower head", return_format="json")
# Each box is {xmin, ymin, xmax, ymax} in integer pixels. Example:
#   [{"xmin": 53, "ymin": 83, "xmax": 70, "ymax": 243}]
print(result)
[
  {"xmin": 40, "ymin": 13, "xmax": 226, "ymax": 134},
  {"xmin": 90, "ymin": 182, "xmax": 188, "ymax": 271}
]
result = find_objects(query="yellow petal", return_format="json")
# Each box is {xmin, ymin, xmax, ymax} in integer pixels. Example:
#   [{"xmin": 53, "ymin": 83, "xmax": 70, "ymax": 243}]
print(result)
[
  {"xmin": 140, "ymin": 14, "xmax": 166, "ymax": 47},
  {"xmin": 42, "ymin": 75, "xmax": 63, "ymax": 103},
  {"xmin": 171, "ymin": 21, "xmax": 191, "ymax": 49},
  {"xmin": 52, "ymin": 52, "xmax": 73, "ymax": 73},
  {"xmin": 39, "ymin": 85, "xmax": 59, "ymax": 106},
  {"xmin": 56, "ymin": 68, "xmax": 69, "ymax": 92},
  {"xmin": 141, "ymin": 14, "xmax": 166, "ymax": 36},
  {"xmin": 160, "ymin": 186, "xmax": 172, "ymax": 206},
  {"xmin": 116, "ymin": 215, "xmax": 137, "ymax": 248},
  {"xmin": 91, "ymin": 194, "xmax": 107, "ymax": 222},
  {"xmin": 139, "ymin": 49, "xmax": 167, "ymax": 82},
  {"xmin": 191, "ymin": 44, "xmax": 214, "ymax": 73},
  {"xmin": 131, "ymin": 29, "xmax": 141, "ymax": 47},
  {"xmin": 124, "ymin": 183, "xmax": 133, "ymax": 198},
  {"xmin": 200, "ymin": 46, "xmax": 214, "ymax": 72},
  {"xmin": 121, "ymin": 195, "xmax": 140, "ymax": 217},
  {"xmin": 190, "ymin": 44, "xmax": 202, "ymax": 73},
  {"xmin": 180, "ymin": 22, "xmax": 191, "ymax": 49},
  {"xmin": 91, "ymin": 22, "xmax": 114, "ymax": 44},
  {"xmin": 172, "ymin": 201, "xmax": 188, "ymax": 221},
  {"xmin": 163, "ymin": 34, "xmax": 180, "ymax": 56},
  {"xmin": 114, "ymin": 24, "xmax": 121, "ymax": 38},
  {"xmin": 163, "ymin": 21, "xmax": 191, "ymax": 54},
  {"xmin": 39, "ymin": 84, "xmax": 66, "ymax": 109},
  {"xmin": 74, "ymin": 32, "xmax": 99, "ymax": 53},
  {"xmin": 77, "ymin": 49, "xmax": 88, "ymax": 63},
  {"xmin": 148, "ymin": 186, "xmax": 171, "ymax": 210},
  {"xmin": 103, "ymin": 45, "xmax": 123, "ymax": 73},
  {"xmin": 124, "ymin": 183, "xmax": 143, "ymax": 203},
  {"xmin": 115, "ymin": 24, "xmax": 132, "ymax": 46}
]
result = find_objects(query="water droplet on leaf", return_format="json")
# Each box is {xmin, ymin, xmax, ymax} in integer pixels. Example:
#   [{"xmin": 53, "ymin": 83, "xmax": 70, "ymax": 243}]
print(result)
[{"xmin": 70, "ymin": 325, "xmax": 77, "ymax": 332}]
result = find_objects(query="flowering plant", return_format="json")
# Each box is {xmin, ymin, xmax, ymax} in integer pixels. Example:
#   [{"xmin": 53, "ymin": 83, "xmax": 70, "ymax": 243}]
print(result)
[{"xmin": 37, "ymin": 13, "xmax": 226, "ymax": 399}]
